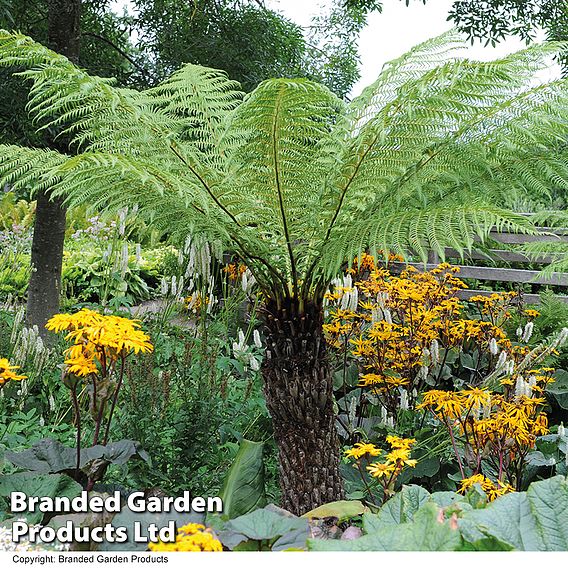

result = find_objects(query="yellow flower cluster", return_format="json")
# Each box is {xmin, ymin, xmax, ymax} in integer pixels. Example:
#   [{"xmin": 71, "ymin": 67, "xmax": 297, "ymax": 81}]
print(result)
[
  {"xmin": 417, "ymin": 387, "xmax": 491, "ymax": 420},
  {"xmin": 345, "ymin": 436, "xmax": 417, "ymax": 502},
  {"xmin": 346, "ymin": 252, "xmax": 404, "ymax": 276},
  {"xmin": 324, "ymin": 262, "xmax": 517, "ymax": 417},
  {"xmin": 0, "ymin": 357, "xmax": 27, "ymax": 386},
  {"xmin": 46, "ymin": 308, "xmax": 153, "ymax": 377},
  {"xmin": 458, "ymin": 474, "xmax": 514, "ymax": 501},
  {"xmin": 148, "ymin": 523, "xmax": 223, "ymax": 552},
  {"xmin": 468, "ymin": 292, "xmax": 517, "ymax": 325},
  {"xmin": 184, "ymin": 292, "xmax": 210, "ymax": 314},
  {"xmin": 344, "ymin": 441, "xmax": 381, "ymax": 460},
  {"xmin": 418, "ymin": 385, "xmax": 549, "ymax": 491},
  {"xmin": 223, "ymin": 262, "xmax": 247, "ymax": 281}
]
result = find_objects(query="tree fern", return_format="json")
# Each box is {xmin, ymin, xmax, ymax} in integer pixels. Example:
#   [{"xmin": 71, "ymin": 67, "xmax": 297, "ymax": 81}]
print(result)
[
  {"xmin": 2, "ymin": 29, "xmax": 568, "ymax": 513},
  {"xmin": 2, "ymin": 29, "xmax": 567, "ymax": 299}
]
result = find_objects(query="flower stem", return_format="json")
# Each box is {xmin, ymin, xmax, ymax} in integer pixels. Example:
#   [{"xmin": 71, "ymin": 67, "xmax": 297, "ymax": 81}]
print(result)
[
  {"xmin": 447, "ymin": 418, "xmax": 465, "ymax": 479},
  {"xmin": 70, "ymin": 383, "xmax": 82, "ymax": 481},
  {"xmin": 102, "ymin": 354, "xmax": 125, "ymax": 446}
]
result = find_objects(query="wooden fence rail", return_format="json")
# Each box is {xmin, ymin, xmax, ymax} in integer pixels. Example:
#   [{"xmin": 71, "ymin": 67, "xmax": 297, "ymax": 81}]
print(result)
[{"xmin": 389, "ymin": 224, "xmax": 568, "ymax": 304}]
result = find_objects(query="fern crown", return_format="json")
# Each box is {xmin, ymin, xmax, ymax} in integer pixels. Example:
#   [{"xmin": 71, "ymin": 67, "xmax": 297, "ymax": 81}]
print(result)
[{"xmin": 1, "ymin": 30, "xmax": 568, "ymax": 303}]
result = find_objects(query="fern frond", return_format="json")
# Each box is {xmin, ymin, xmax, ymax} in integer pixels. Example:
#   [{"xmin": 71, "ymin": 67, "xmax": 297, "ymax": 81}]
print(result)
[{"xmin": 1, "ymin": 30, "xmax": 567, "ymax": 302}]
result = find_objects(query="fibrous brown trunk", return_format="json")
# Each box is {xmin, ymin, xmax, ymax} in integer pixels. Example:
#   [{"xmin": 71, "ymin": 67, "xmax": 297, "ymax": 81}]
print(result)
[
  {"xmin": 261, "ymin": 298, "xmax": 344, "ymax": 516},
  {"xmin": 26, "ymin": 0, "xmax": 81, "ymax": 334}
]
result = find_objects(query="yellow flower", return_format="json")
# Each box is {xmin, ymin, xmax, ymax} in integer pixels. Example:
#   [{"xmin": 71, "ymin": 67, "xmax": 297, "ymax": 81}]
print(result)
[
  {"xmin": 386, "ymin": 448, "xmax": 417, "ymax": 467},
  {"xmin": 359, "ymin": 373, "xmax": 385, "ymax": 386},
  {"xmin": 367, "ymin": 462, "xmax": 396, "ymax": 478},
  {"xmin": 47, "ymin": 310, "xmax": 153, "ymax": 382},
  {"xmin": 417, "ymin": 390, "xmax": 464, "ymax": 420},
  {"xmin": 148, "ymin": 523, "xmax": 222, "ymax": 552},
  {"xmin": 533, "ymin": 413, "xmax": 549, "ymax": 436},
  {"xmin": 458, "ymin": 474, "xmax": 514, "ymax": 501},
  {"xmin": 345, "ymin": 442, "xmax": 382, "ymax": 460},
  {"xmin": 459, "ymin": 387, "xmax": 491, "ymax": 410},
  {"xmin": 64, "ymin": 353, "xmax": 99, "ymax": 377},
  {"xmin": 386, "ymin": 435, "xmax": 416, "ymax": 450},
  {"xmin": 0, "ymin": 358, "xmax": 27, "ymax": 386}
]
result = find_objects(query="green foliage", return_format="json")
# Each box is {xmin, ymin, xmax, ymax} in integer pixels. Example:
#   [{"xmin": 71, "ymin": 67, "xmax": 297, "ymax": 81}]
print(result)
[
  {"xmin": 132, "ymin": 0, "xmax": 306, "ymax": 93},
  {"xmin": 0, "ymin": 31, "xmax": 565, "ymax": 306},
  {"xmin": 0, "ymin": 261, "xmax": 29, "ymax": 299},
  {"xmin": 446, "ymin": 0, "xmax": 567, "ymax": 47},
  {"xmin": 0, "ymin": 191, "xmax": 34, "ymax": 231},
  {"xmin": 5, "ymin": 438, "xmax": 149, "ymax": 489},
  {"xmin": 219, "ymin": 439, "xmax": 266, "ymax": 519},
  {"xmin": 0, "ymin": 472, "xmax": 82, "ymax": 524},
  {"xmin": 0, "ymin": 0, "xmax": 143, "ymax": 149},
  {"xmin": 302, "ymin": 499, "xmax": 367, "ymax": 521},
  {"xmin": 220, "ymin": 506, "xmax": 308, "ymax": 550},
  {"xmin": 0, "ymin": 192, "xmax": 32, "ymax": 300},
  {"xmin": 112, "ymin": 315, "xmax": 277, "ymax": 499},
  {"xmin": 548, "ymin": 371, "xmax": 568, "ymax": 410},
  {"xmin": 131, "ymin": 0, "xmax": 380, "ymax": 96},
  {"xmin": 309, "ymin": 502, "xmax": 463, "ymax": 551},
  {"xmin": 0, "ymin": 408, "xmax": 76, "ymax": 466},
  {"xmin": 62, "ymin": 250, "xmax": 150, "ymax": 308},
  {"xmin": 403, "ymin": 0, "xmax": 567, "ymax": 70},
  {"xmin": 307, "ymin": 477, "xmax": 568, "ymax": 550},
  {"xmin": 462, "ymin": 475, "xmax": 568, "ymax": 550}
]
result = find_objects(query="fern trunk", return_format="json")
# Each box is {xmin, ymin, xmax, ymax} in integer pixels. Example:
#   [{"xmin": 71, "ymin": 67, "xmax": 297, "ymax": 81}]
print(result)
[{"xmin": 261, "ymin": 299, "xmax": 344, "ymax": 515}]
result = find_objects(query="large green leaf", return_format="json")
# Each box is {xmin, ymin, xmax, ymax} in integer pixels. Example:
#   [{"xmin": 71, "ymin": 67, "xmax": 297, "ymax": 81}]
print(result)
[
  {"xmin": 458, "ymin": 537, "xmax": 515, "ymax": 551},
  {"xmin": 429, "ymin": 491, "xmax": 470, "ymax": 509},
  {"xmin": 218, "ymin": 439, "xmax": 266, "ymax": 519},
  {"xmin": 547, "ymin": 370, "xmax": 568, "ymax": 409},
  {"xmin": 6, "ymin": 438, "xmax": 149, "ymax": 476},
  {"xmin": 362, "ymin": 484, "xmax": 430, "ymax": 532},
  {"xmin": 6, "ymin": 439, "xmax": 77, "ymax": 474},
  {"xmin": 462, "ymin": 475, "xmax": 568, "ymax": 550},
  {"xmin": 271, "ymin": 524, "xmax": 312, "ymax": 551},
  {"xmin": 225, "ymin": 507, "xmax": 306, "ymax": 542},
  {"xmin": 302, "ymin": 500, "xmax": 367, "ymax": 521},
  {"xmin": 308, "ymin": 503, "xmax": 461, "ymax": 551},
  {"xmin": 0, "ymin": 472, "xmax": 82, "ymax": 524}
]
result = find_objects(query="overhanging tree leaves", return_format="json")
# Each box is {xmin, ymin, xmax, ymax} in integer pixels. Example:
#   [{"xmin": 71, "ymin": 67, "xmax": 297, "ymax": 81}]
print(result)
[
  {"xmin": 131, "ymin": 0, "xmax": 382, "ymax": 96},
  {"xmin": 401, "ymin": 0, "xmax": 568, "ymax": 71},
  {"xmin": 1, "ymin": 30, "xmax": 568, "ymax": 514}
]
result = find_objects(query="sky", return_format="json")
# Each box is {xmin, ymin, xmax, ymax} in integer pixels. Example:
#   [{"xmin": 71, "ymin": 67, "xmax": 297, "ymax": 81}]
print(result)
[
  {"xmin": 267, "ymin": 0, "xmax": 560, "ymax": 96},
  {"xmin": 113, "ymin": 0, "xmax": 561, "ymax": 96}
]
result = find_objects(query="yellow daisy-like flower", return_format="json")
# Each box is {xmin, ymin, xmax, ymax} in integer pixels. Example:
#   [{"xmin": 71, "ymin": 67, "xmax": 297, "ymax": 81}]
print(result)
[
  {"xmin": 64, "ymin": 352, "xmax": 99, "ymax": 377},
  {"xmin": 47, "ymin": 310, "xmax": 153, "ymax": 382},
  {"xmin": 0, "ymin": 358, "xmax": 27, "ymax": 386},
  {"xmin": 386, "ymin": 435, "xmax": 416, "ymax": 450},
  {"xmin": 459, "ymin": 387, "xmax": 491, "ymax": 410},
  {"xmin": 148, "ymin": 523, "xmax": 222, "ymax": 552},
  {"xmin": 367, "ymin": 462, "xmax": 396, "ymax": 478},
  {"xmin": 386, "ymin": 448, "xmax": 417, "ymax": 467},
  {"xmin": 344, "ymin": 442, "xmax": 382, "ymax": 460},
  {"xmin": 417, "ymin": 390, "xmax": 464, "ymax": 420},
  {"xmin": 458, "ymin": 474, "xmax": 514, "ymax": 502}
]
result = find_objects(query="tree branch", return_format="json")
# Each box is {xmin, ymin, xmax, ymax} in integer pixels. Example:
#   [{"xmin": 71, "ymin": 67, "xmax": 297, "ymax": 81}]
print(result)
[{"xmin": 82, "ymin": 31, "xmax": 150, "ymax": 81}]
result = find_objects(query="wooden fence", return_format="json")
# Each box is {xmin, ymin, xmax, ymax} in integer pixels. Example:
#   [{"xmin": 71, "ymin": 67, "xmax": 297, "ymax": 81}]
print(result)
[{"xmin": 389, "ymin": 225, "xmax": 568, "ymax": 304}]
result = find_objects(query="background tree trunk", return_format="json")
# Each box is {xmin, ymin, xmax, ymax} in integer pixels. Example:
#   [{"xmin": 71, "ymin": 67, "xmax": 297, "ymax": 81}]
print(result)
[
  {"xmin": 261, "ymin": 298, "xmax": 344, "ymax": 515},
  {"xmin": 26, "ymin": 0, "xmax": 81, "ymax": 334}
]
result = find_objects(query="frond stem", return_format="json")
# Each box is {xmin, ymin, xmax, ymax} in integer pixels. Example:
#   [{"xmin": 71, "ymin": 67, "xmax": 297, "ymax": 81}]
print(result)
[{"xmin": 271, "ymin": 86, "xmax": 298, "ymax": 299}]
